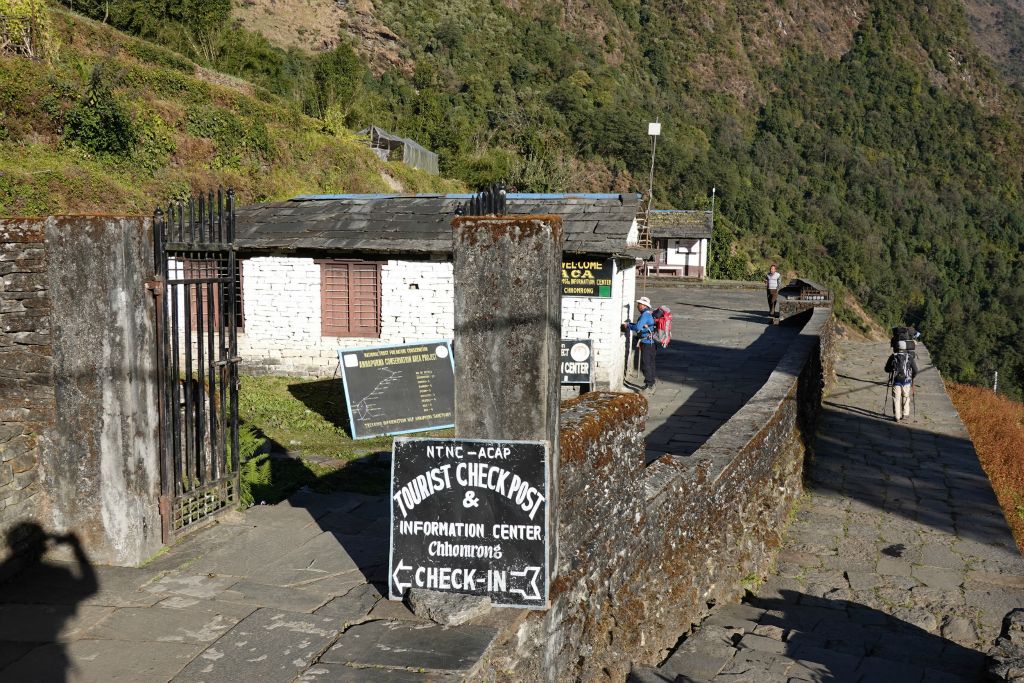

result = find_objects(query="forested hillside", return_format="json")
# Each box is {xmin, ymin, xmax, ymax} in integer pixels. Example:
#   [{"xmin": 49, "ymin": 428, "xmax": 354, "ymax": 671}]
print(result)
[
  {"xmin": 0, "ymin": 4, "xmax": 458, "ymax": 216},
  {"xmin": 4, "ymin": 0, "xmax": 1024, "ymax": 398}
]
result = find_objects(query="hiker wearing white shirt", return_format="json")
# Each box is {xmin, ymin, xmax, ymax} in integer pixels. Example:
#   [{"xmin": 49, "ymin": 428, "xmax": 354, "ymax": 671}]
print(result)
[{"xmin": 765, "ymin": 264, "xmax": 782, "ymax": 317}]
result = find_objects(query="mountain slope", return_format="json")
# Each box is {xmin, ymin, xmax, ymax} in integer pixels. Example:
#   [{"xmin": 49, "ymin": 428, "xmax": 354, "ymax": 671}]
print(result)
[
  {"xmin": 0, "ymin": 6, "xmax": 459, "ymax": 217},
  {"xmin": 6, "ymin": 0, "xmax": 1024, "ymax": 397},
  {"xmin": 963, "ymin": 0, "xmax": 1024, "ymax": 90},
  {"xmin": 296, "ymin": 0, "xmax": 1023, "ymax": 395}
]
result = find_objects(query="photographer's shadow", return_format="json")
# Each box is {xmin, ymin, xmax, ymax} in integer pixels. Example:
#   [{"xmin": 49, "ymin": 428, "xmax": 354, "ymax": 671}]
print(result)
[{"xmin": 0, "ymin": 522, "xmax": 97, "ymax": 682}]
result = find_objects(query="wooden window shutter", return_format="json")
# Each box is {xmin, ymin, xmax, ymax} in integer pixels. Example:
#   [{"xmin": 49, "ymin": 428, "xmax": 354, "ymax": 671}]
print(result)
[{"xmin": 319, "ymin": 260, "xmax": 382, "ymax": 338}]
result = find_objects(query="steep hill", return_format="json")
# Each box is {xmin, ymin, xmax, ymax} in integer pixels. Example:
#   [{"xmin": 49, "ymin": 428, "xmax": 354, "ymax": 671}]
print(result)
[
  {"xmin": 0, "ymin": 6, "xmax": 459, "ymax": 216},
  {"xmin": 234, "ymin": 0, "xmax": 1024, "ymax": 396},
  {"xmin": 963, "ymin": 0, "xmax": 1024, "ymax": 90},
  {"xmin": 5, "ymin": 0, "xmax": 1024, "ymax": 398}
]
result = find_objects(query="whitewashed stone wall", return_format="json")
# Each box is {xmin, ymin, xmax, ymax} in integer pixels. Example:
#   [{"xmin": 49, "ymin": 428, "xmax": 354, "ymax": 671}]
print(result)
[
  {"xmin": 664, "ymin": 237, "xmax": 708, "ymax": 278},
  {"xmin": 237, "ymin": 256, "xmax": 454, "ymax": 376},
  {"xmin": 561, "ymin": 258, "xmax": 636, "ymax": 391},
  {"xmin": 237, "ymin": 255, "xmax": 634, "ymax": 388}
]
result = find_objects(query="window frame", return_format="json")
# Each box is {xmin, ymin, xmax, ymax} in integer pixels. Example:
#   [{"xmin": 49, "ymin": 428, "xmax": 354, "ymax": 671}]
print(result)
[{"xmin": 316, "ymin": 259, "xmax": 383, "ymax": 338}]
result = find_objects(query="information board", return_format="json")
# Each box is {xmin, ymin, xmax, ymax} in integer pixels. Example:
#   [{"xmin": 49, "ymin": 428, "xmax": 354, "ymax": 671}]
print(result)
[
  {"xmin": 338, "ymin": 341, "xmax": 455, "ymax": 439},
  {"xmin": 561, "ymin": 256, "xmax": 613, "ymax": 298},
  {"xmin": 389, "ymin": 438, "xmax": 549, "ymax": 609},
  {"xmin": 560, "ymin": 339, "xmax": 593, "ymax": 385}
]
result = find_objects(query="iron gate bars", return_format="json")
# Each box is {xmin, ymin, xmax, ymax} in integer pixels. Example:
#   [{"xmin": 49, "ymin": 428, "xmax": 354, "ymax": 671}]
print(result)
[{"xmin": 152, "ymin": 189, "xmax": 240, "ymax": 542}]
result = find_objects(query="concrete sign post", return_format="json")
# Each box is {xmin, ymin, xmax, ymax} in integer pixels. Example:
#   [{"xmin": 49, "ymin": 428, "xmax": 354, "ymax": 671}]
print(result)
[
  {"xmin": 389, "ymin": 437, "xmax": 549, "ymax": 607},
  {"xmin": 451, "ymin": 214, "xmax": 564, "ymax": 590}
]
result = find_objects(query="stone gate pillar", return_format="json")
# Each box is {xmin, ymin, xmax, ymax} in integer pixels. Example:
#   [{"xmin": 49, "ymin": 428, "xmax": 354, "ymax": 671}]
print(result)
[{"xmin": 451, "ymin": 214, "xmax": 564, "ymax": 575}]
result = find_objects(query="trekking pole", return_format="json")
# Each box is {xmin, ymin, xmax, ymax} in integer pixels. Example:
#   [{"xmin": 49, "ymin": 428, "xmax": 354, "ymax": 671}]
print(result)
[
  {"xmin": 880, "ymin": 371, "xmax": 893, "ymax": 417},
  {"xmin": 912, "ymin": 384, "xmax": 917, "ymax": 422}
]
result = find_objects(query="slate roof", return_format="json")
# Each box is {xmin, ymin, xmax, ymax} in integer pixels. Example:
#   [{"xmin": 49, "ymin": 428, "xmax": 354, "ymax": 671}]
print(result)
[
  {"xmin": 234, "ymin": 193, "xmax": 642, "ymax": 256},
  {"xmin": 648, "ymin": 210, "xmax": 713, "ymax": 239},
  {"xmin": 780, "ymin": 277, "xmax": 831, "ymax": 296}
]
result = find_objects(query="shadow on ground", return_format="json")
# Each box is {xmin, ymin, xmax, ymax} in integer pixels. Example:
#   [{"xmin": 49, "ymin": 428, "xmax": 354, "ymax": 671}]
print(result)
[
  {"xmin": 287, "ymin": 378, "xmax": 352, "ymax": 433},
  {"xmin": 639, "ymin": 286, "xmax": 808, "ymax": 460},
  {"xmin": 633, "ymin": 589, "xmax": 989, "ymax": 682},
  {"xmin": 0, "ymin": 522, "xmax": 97, "ymax": 681}
]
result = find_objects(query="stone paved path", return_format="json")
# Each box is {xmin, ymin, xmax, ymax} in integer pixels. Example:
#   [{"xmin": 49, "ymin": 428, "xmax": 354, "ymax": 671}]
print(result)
[
  {"xmin": 0, "ymin": 485, "xmax": 497, "ymax": 681},
  {"xmin": 632, "ymin": 339, "xmax": 1024, "ymax": 682},
  {"xmin": 638, "ymin": 285, "xmax": 800, "ymax": 461}
]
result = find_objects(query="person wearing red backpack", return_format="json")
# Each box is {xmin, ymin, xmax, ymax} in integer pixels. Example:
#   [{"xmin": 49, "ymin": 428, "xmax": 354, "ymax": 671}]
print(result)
[{"xmin": 623, "ymin": 296, "xmax": 657, "ymax": 394}]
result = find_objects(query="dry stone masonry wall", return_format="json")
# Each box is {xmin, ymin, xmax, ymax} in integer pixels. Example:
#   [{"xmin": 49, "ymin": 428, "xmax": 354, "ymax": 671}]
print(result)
[
  {"xmin": 1, "ymin": 217, "xmax": 163, "ymax": 569},
  {"xmin": 0, "ymin": 222, "xmax": 51, "ymax": 568},
  {"xmin": 473, "ymin": 308, "xmax": 836, "ymax": 681}
]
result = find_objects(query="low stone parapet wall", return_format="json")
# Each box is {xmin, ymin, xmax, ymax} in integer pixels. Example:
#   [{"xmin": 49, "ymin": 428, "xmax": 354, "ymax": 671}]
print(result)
[{"xmin": 473, "ymin": 307, "xmax": 836, "ymax": 681}]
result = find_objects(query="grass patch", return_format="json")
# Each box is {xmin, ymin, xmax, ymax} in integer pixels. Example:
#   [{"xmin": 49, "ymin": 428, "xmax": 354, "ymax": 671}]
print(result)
[
  {"xmin": 0, "ymin": 8, "xmax": 461, "ymax": 218},
  {"xmin": 947, "ymin": 381, "xmax": 1024, "ymax": 552},
  {"xmin": 239, "ymin": 452, "xmax": 389, "ymax": 506},
  {"xmin": 239, "ymin": 374, "xmax": 392, "ymax": 458},
  {"xmin": 237, "ymin": 373, "xmax": 452, "ymax": 506}
]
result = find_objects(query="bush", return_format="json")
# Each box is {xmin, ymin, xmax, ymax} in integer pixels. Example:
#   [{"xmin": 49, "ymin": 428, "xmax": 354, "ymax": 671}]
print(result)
[{"xmin": 63, "ymin": 65, "xmax": 137, "ymax": 157}]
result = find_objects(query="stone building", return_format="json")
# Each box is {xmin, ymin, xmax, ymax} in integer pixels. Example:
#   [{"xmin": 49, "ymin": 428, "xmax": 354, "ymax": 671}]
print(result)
[
  {"xmin": 231, "ymin": 193, "xmax": 645, "ymax": 390},
  {"xmin": 645, "ymin": 209, "xmax": 712, "ymax": 279}
]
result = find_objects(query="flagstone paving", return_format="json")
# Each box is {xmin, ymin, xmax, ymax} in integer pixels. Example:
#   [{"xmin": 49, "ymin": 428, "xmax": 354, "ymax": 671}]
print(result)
[
  {"xmin": 631, "ymin": 339, "xmax": 1024, "ymax": 682},
  {"xmin": 0, "ymin": 487, "xmax": 499, "ymax": 682},
  {"xmin": 638, "ymin": 285, "xmax": 800, "ymax": 461}
]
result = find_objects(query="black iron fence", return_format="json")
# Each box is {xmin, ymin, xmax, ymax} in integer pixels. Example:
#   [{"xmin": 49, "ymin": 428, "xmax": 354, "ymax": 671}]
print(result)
[{"xmin": 152, "ymin": 189, "xmax": 240, "ymax": 542}]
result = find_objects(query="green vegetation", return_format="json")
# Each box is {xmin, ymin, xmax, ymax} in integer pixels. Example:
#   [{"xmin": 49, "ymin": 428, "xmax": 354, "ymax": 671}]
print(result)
[
  {"xmin": 238, "ymin": 375, "xmax": 392, "ymax": 460},
  {"xmin": 238, "ymin": 451, "xmax": 388, "ymax": 507},
  {"xmin": 0, "ymin": 4, "xmax": 460, "ymax": 216},
  {"xmin": 236, "ymin": 375, "xmax": 452, "ymax": 506},
  {"xmin": 3, "ymin": 0, "xmax": 1024, "ymax": 397}
]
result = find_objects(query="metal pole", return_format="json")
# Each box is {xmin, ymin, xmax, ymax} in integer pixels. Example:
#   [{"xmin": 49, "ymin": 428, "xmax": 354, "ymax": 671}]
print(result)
[
  {"xmin": 709, "ymin": 187, "xmax": 715, "ymax": 278},
  {"xmin": 994, "ymin": 370, "xmax": 999, "ymax": 393},
  {"xmin": 881, "ymin": 371, "xmax": 893, "ymax": 417},
  {"xmin": 646, "ymin": 125, "xmax": 658, "ymax": 221}
]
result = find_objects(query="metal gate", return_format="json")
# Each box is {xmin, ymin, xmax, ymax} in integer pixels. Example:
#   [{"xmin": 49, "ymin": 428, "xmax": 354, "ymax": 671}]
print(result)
[{"xmin": 152, "ymin": 190, "xmax": 240, "ymax": 542}]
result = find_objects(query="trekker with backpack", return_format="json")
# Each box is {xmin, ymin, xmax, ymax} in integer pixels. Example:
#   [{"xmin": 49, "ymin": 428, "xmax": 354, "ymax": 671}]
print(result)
[
  {"xmin": 624, "ymin": 296, "xmax": 657, "ymax": 394},
  {"xmin": 884, "ymin": 343, "xmax": 919, "ymax": 422}
]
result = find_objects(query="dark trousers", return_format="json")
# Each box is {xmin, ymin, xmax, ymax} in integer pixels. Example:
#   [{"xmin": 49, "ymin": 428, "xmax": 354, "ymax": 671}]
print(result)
[
  {"xmin": 767, "ymin": 289, "xmax": 778, "ymax": 314},
  {"xmin": 639, "ymin": 342, "xmax": 657, "ymax": 388}
]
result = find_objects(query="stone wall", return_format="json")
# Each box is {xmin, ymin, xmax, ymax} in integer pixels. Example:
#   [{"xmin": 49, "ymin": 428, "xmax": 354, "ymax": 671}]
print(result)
[
  {"xmin": 473, "ymin": 307, "xmax": 836, "ymax": 681},
  {"xmin": 0, "ymin": 217, "xmax": 163, "ymax": 569},
  {"xmin": 237, "ymin": 256, "xmax": 454, "ymax": 376},
  {"xmin": 0, "ymin": 222, "xmax": 52, "ymax": 569},
  {"xmin": 235, "ymin": 254, "xmax": 636, "ymax": 388}
]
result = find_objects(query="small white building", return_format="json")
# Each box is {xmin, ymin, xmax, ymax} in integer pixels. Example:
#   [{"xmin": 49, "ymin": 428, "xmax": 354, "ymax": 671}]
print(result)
[
  {"xmin": 231, "ymin": 193, "xmax": 646, "ymax": 390},
  {"xmin": 645, "ymin": 210, "xmax": 712, "ymax": 279}
]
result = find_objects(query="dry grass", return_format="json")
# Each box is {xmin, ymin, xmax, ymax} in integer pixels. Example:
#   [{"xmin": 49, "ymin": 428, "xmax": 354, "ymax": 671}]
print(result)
[{"xmin": 947, "ymin": 381, "xmax": 1024, "ymax": 552}]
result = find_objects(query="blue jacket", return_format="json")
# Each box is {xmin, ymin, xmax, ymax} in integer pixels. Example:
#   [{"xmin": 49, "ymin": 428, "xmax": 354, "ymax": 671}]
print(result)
[{"xmin": 628, "ymin": 309, "xmax": 656, "ymax": 344}]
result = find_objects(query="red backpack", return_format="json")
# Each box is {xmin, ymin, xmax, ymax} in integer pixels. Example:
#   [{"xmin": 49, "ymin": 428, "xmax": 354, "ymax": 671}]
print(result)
[{"xmin": 653, "ymin": 305, "xmax": 672, "ymax": 348}]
